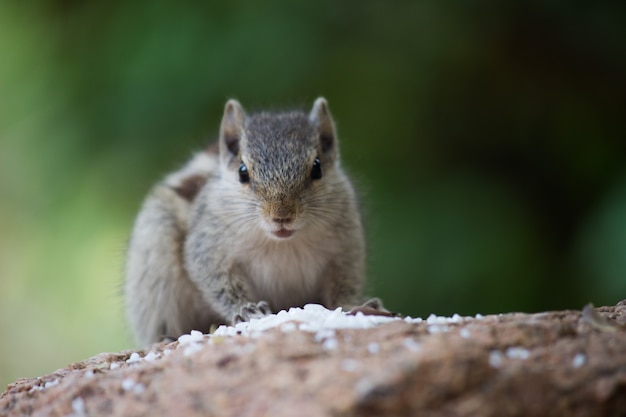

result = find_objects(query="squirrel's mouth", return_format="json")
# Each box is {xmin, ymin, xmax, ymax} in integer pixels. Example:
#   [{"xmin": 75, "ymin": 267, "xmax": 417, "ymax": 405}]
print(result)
[{"xmin": 271, "ymin": 228, "xmax": 295, "ymax": 239}]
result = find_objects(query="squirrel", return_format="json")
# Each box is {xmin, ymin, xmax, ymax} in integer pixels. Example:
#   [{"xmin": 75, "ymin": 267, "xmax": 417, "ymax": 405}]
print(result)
[{"xmin": 124, "ymin": 98, "xmax": 383, "ymax": 346}]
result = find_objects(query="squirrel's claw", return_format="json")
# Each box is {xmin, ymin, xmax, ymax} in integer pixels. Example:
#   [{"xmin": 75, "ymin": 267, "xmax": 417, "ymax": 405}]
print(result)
[{"xmin": 232, "ymin": 301, "xmax": 272, "ymax": 324}]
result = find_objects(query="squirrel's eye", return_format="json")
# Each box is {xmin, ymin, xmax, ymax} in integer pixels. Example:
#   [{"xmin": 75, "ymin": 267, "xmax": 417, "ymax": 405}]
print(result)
[
  {"xmin": 311, "ymin": 158, "xmax": 322, "ymax": 180},
  {"xmin": 239, "ymin": 163, "xmax": 250, "ymax": 183}
]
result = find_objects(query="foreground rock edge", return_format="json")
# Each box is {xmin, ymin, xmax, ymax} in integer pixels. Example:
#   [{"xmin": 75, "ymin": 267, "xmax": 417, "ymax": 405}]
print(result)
[{"xmin": 2, "ymin": 301, "xmax": 626, "ymax": 417}]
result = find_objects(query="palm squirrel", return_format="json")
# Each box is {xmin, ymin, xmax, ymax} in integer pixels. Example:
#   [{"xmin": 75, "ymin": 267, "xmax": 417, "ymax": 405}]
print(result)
[{"xmin": 125, "ymin": 98, "xmax": 382, "ymax": 346}]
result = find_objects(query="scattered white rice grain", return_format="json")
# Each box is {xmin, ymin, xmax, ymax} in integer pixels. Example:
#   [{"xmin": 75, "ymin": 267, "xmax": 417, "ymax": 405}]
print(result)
[
  {"xmin": 405, "ymin": 316, "xmax": 423, "ymax": 323},
  {"xmin": 178, "ymin": 330, "xmax": 204, "ymax": 345},
  {"xmin": 427, "ymin": 324, "xmax": 451, "ymax": 334},
  {"xmin": 506, "ymin": 347, "xmax": 530, "ymax": 360},
  {"xmin": 367, "ymin": 342, "xmax": 380, "ymax": 354},
  {"xmin": 28, "ymin": 385, "xmax": 44, "ymax": 394},
  {"xmin": 403, "ymin": 338, "xmax": 421, "ymax": 352},
  {"xmin": 71, "ymin": 397, "xmax": 85, "ymax": 415},
  {"xmin": 126, "ymin": 352, "xmax": 141, "ymax": 364},
  {"xmin": 451, "ymin": 313, "xmax": 463, "ymax": 323},
  {"xmin": 214, "ymin": 324, "xmax": 233, "ymax": 336},
  {"xmin": 143, "ymin": 351, "xmax": 159, "ymax": 362},
  {"xmin": 426, "ymin": 314, "xmax": 447, "ymax": 325},
  {"xmin": 459, "ymin": 328, "xmax": 471, "ymax": 339},
  {"xmin": 314, "ymin": 328, "xmax": 336, "ymax": 342},
  {"xmin": 84, "ymin": 370, "xmax": 95, "ymax": 379},
  {"xmin": 572, "ymin": 353, "xmax": 586, "ymax": 368},
  {"xmin": 44, "ymin": 379, "xmax": 59, "ymax": 389},
  {"xmin": 475, "ymin": 313, "xmax": 484, "ymax": 319},
  {"xmin": 322, "ymin": 338, "xmax": 339, "ymax": 351},
  {"xmin": 109, "ymin": 362, "xmax": 120, "ymax": 370},
  {"xmin": 489, "ymin": 350, "xmax": 503, "ymax": 368},
  {"xmin": 163, "ymin": 349, "xmax": 172, "ymax": 356},
  {"xmin": 341, "ymin": 359, "xmax": 360, "ymax": 372},
  {"xmin": 121, "ymin": 378, "xmax": 136, "ymax": 391},
  {"xmin": 122, "ymin": 378, "xmax": 146, "ymax": 394}
]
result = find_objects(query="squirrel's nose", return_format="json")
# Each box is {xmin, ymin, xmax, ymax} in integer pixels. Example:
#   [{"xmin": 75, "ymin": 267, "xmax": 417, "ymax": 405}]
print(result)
[
  {"xmin": 267, "ymin": 200, "xmax": 297, "ymax": 226},
  {"xmin": 272, "ymin": 216, "xmax": 293, "ymax": 225}
]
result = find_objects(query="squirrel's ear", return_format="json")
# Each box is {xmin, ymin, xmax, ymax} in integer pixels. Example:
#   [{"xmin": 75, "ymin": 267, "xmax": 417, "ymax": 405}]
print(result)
[
  {"xmin": 309, "ymin": 97, "xmax": 336, "ymax": 155},
  {"xmin": 219, "ymin": 99, "xmax": 246, "ymax": 157}
]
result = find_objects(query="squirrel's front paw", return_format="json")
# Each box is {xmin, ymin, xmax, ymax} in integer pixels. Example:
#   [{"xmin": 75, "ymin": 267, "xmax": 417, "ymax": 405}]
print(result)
[
  {"xmin": 232, "ymin": 301, "xmax": 272, "ymax": 324},
  {"xmin": 348, "ymin": 297, "xmax": 398, "ymax": 317}
]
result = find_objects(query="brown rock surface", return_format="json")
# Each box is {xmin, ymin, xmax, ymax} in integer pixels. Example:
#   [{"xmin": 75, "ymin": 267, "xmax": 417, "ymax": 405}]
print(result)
[{"xmin": 2, "ymin": 301, "xmax": 626, "ymax": 417}]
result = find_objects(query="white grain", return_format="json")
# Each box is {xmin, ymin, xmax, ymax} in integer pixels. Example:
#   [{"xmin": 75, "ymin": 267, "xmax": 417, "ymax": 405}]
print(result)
[
  {"xmin": 489, "ymin": 350, "xmax": 503, "ymax": 368},
  {"xmin": 572, "ymin": 353, "xmax": 586, "ymax": 368},
  {"xmin": 323, "ymin": 338, "xmax": 339, "ymax": 351},
  {"xmin": 506, "ymin": 347, "xmax": 530, "ymax": 360},
  {"xmin": 403, "ymin": 338, "xmax": 421, "ymax": 352},
  {"xmin": 71, "ymin": 397, "xmax": 85, "ymax": 416},
  {"xmin": 126, "ymin": 352, "xmax": 141, "ymax": 364}
]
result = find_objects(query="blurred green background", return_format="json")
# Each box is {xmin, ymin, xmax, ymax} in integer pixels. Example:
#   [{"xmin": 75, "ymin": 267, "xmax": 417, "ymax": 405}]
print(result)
[{"xmin": 1, "ymin": 1, "xmax": 625, "ymax": 388}]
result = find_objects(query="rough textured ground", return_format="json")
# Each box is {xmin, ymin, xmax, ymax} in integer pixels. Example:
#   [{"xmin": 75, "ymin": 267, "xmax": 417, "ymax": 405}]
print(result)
[{"xmin": 2, "ymin": 301, "xmax": 626, "ymax": 417}]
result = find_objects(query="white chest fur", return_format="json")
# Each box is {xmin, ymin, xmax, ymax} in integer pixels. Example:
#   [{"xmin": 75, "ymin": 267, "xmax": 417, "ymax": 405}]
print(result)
[{"xmin": 236, "ymin": 232, "xmax": 333, "ymax": 310}]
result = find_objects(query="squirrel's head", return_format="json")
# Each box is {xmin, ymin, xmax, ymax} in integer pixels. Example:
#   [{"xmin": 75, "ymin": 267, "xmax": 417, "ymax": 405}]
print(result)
[{"xmin": 217, "ymin": 98, "xmax": 342, "ymax": 241}]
